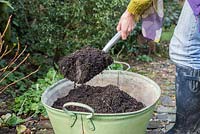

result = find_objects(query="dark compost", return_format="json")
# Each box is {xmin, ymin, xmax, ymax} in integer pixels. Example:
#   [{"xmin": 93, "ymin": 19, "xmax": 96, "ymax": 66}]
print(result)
[
  {"xmin": 59, "ymin": 47, "xmax": 113, "ymax": 84},
  {"xmin": 53, "ymin": 85, "xmax": 145, "ymax": 113}
]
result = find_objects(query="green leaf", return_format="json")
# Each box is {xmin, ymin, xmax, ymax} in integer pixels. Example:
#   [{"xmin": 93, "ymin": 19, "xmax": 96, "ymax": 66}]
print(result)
[
  {"xmin": 109, "ymin": 63, "xmax": 124, "ymax": 70},
  {"xmin": 16, "ymin": 125, "xmax": 27, "ymax": 134},
  {"xmin": 31, "ymin": 103, "xmax": 39, "ymax": 111},
  {"xmin": 6, "ymin": 114, "xmax": 23, "ymax": 126}
]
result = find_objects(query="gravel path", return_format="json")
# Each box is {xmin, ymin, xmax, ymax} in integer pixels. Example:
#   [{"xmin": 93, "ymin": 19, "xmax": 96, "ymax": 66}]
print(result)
[{"xmin": 131, "ymin": 59, "xmax": 176, "ymax": 134}]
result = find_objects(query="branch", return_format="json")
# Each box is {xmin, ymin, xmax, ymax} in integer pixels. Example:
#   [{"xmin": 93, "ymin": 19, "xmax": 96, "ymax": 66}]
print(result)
[
  {"xmin": 0, "ymin": 40, "xmax": 5, "ymax": 54},
  {"xmin": 0, "ymin": 67, "xmax": 40, "ymax": 94},
  {"xmin": 0, "ymin": 45, "xmax": 14, "ymax": 59},
  {"xmin": 0, "ymin": 45, "xmax": 27, "ymax": 72},
  {"xmin": 0, "ymin": 33, "xmax": 2, "ymax": 53},
  {"xmin": 0, "ymin": 45, "xmax": 9, "ymax": 59},
  {"xmin": 4, "ymin": 47, "xmax": 13, "ymax": 56},
  {"xmin": 11, "ymin": 42, "xmax": 20, "ymax": 63},
  {"xmin": 0, "ymin": 42, "xmax": 21, "ymax": 71},
  {"xmin": 0, "ymin": 53, "xmax": 30, "ymax": 83},
  {"xmin": 7, "ymin": 45, "xmax": 27, "ymax": 69},
  {"xmin": 1, "ymin": 15, "xmax": 12, "ymax": 38}
]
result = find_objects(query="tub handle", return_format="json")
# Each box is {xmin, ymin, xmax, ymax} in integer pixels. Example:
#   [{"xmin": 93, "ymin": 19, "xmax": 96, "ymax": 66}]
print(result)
[
  {"xmin": 63, "ymin": 102, "xmax": 95, "ymax": 131},
  {"xmin": 63, "ymin": 102, "xmax": 94, "ymax": 119}
]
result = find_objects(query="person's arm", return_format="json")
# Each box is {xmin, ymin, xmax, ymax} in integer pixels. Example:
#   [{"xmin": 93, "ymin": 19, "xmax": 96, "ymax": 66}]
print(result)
[
  {"xmin": 117, "ymin": 0, "xmax": 152, "ymax": 40},
  {"xmin": 127, "ymin": 0, "xmax": 152, "ymax": 20},
  {"xmin": 188, "ymin": 0, "xmax": 200, "ymax": 16}
]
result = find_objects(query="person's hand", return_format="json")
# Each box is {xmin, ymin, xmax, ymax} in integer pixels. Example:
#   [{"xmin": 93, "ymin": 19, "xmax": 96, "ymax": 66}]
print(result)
[{"xmin": 117, "ymin": 10, "xmax": 135, "ymax": 40}]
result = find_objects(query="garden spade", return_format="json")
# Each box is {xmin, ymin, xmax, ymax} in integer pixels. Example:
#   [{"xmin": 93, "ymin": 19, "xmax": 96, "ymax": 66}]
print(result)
[
  {"xmin": 102, "ymin": 31, "xmax": 121, "ymax": 53},
  {"xmin": 59, "ymin": 32, "xmax": 121, "ymax": 84}
]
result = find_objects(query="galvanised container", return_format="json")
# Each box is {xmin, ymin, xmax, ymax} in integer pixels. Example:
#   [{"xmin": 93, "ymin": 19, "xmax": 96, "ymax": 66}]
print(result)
[{"xmin": 41, "ymin": 70, "xmax": 161, "ymax": 134}]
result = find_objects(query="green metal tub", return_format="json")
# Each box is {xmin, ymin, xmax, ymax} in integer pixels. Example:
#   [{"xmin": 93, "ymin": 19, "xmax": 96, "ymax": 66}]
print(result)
[{"xmin": 41, "ymin": 70, "xmax": 161, "ymax": 134}]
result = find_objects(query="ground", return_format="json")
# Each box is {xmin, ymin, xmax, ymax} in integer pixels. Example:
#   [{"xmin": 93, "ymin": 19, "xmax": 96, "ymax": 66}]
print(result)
[
  {"xmin": 0, "ymin": 58, "xmax": 176, "ymax": 134},
  {"xmin": 138, "ymin": 59, "xmax": 176, "ymax": 133}
]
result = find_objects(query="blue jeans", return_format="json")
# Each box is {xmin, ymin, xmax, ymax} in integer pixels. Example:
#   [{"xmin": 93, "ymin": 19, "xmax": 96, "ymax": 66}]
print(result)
[{"xmin": 169, "ymin": 0, "xmax": 200, "ymax": 69}]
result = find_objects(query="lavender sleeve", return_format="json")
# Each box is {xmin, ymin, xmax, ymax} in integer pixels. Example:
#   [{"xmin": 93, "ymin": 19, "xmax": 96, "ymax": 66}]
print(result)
[{"xmin": 188, "ymin": 0, "xmax": 200, "ymax": 16}]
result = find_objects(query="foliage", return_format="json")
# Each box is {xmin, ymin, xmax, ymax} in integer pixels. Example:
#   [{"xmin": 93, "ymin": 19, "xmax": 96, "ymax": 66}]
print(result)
[
  {"xmin": 9, "ymin": 0, "xmax": 129, "ymax": 58},
  {"xmin": 163, "ymin": 0, "xmax": 181, "ymax": 29},
  {"xmin": 136, "ymin": 55, "xmax": 153, "ymax": 62},
  {"xmin": 13, "ymin": 68, "xmax": 63, "ymax": 115},
  {"xmin": 108, "ymin": 63, "xmax": 124, "ymax": 70},
  {"xmin": 0, "ymin": 113, "xmax": 23, "ymax": 127},
  {"xmin": 1, "ymin": 67, "xmax": 34, "ymax": 97},
  {"xmin": 108, "ymin": 61, "xmax": 131, "ymax": 70}
]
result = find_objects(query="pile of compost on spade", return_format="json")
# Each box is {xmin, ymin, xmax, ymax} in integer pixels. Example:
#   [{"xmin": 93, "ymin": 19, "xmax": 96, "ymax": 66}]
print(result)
[
  {"xmin": 59, "ymin": 46, "xmax": 113, "ymax": 84},
  {"xmin": 52, "ymin": 85, "xmax": 145, "ymax": 113}
]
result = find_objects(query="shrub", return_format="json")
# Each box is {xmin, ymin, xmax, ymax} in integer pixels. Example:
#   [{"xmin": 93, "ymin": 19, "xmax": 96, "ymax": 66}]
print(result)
[
  {"xmin": 9, "ymin": 0, "xmax": 131, "ymax": 61},
  {"xmin": 13, "ymin": 68, "xmax": 63, "ymax": 116}
]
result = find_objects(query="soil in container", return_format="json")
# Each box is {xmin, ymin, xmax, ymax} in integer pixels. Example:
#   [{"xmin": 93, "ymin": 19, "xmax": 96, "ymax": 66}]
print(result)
[
  {"xmin": 52, "ymin": 85, "xmax": 145, "ymax": 113},
  {"xmin": 59, "ymin": 46, "xmax": 113, "ymax": 84}
]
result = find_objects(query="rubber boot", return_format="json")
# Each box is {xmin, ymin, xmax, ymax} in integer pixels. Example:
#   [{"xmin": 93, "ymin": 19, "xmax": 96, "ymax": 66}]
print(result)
[{"xmin": 166, "ymin": 65, "xmax": 200, "ymax": 134}]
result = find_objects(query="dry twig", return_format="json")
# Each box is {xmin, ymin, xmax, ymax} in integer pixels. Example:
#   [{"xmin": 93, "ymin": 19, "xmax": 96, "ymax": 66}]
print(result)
[
  {"xmin": 0, "ymin": 15, "xmax": 40, "ymax": 93},
  {"xmin": 0, "ymin": 67, "xmax": 40, "ymax": 94},
  {"xmin": 1, "ymin": 15, "xmax": 12, "ymax": 38}
]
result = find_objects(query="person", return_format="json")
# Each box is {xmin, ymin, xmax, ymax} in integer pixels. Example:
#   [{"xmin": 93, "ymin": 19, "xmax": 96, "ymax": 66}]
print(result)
[{"xmin": 117, "ymin": 0, "xmax": 200, "ymax": 133}]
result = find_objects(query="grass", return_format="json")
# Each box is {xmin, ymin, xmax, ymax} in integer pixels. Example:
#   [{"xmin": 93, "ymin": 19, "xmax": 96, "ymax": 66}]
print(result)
[{"xmin": 161, "ymin": 25, "xmax": 175, "ymax": 42}]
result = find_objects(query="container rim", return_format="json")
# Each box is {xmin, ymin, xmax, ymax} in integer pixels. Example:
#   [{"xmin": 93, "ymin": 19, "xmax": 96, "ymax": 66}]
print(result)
[{"xmin": 41, "ymin": 70, "xmax": 161, "ymax": 116}]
